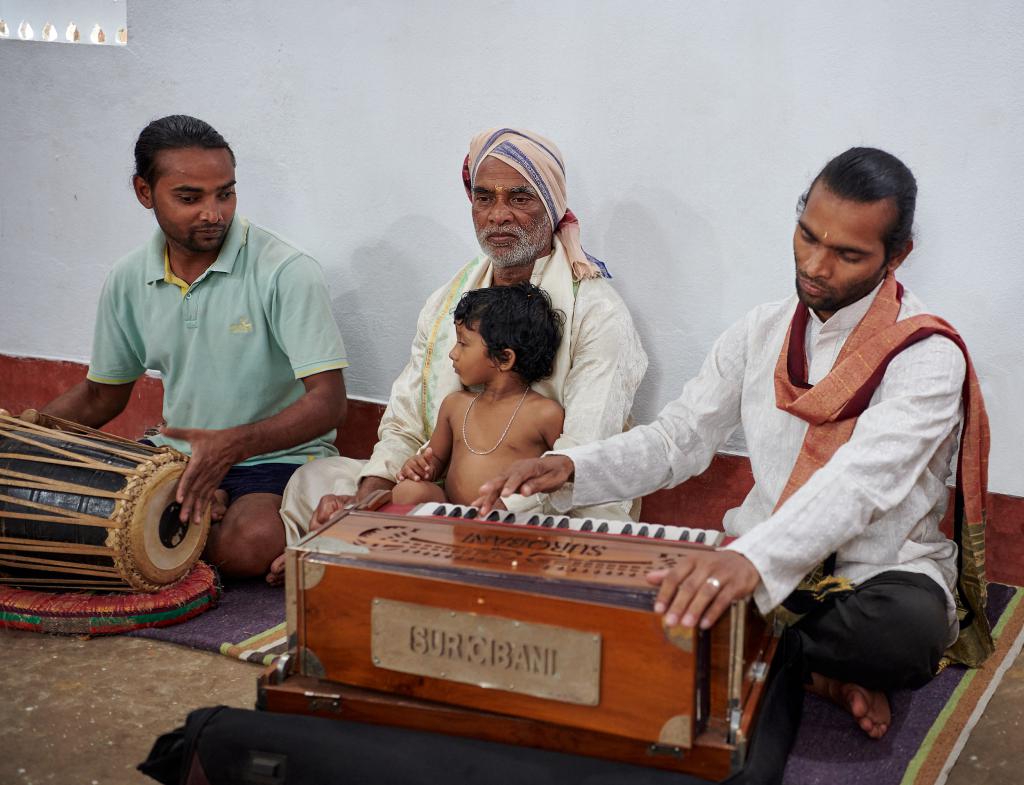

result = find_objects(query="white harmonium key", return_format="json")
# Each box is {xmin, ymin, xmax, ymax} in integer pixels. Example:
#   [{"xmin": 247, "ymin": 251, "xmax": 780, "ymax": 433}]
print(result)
[{"xmin": 407, "ymin": 503, "xmax": 723, "ymax": 546}]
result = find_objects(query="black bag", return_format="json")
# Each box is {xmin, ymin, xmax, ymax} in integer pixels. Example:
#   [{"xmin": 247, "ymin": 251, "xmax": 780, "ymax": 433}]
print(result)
[
  {"xmin": 138, "ymin": 705, "xmax": 718, "ymax": 785},
  {"xmin": 138, "ymin": 665, "xmax": 801, "ymax": 785}
]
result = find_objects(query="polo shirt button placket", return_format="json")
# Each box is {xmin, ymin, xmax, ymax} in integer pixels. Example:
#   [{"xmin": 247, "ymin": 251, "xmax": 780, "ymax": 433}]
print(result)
[{"xmin": 184, "ymin": 287, "xmax": 199, "ymax": 327}]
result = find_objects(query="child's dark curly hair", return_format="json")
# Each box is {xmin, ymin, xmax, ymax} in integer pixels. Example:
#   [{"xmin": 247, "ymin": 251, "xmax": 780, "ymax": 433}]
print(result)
[{"xmin": 453, "ymin": 283, "xmax": 564, "ymax": 384}]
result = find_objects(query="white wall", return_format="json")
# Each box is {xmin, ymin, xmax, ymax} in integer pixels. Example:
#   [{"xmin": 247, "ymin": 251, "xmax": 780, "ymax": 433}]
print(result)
[{"xmin": 1, "ymin": 1, "xmax": 1022, "ymax": 494}]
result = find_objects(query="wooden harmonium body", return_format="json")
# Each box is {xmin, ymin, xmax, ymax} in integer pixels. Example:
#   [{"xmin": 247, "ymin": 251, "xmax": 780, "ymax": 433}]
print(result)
[{"xmin": 265, "ymin": 503, "xmax": 777, "ymax": 779}]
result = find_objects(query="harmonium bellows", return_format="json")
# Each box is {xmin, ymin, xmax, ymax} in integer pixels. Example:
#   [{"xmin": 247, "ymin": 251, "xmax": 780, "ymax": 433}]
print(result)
[{"xmin": 262, "ymin": 498, "xmax": 777, "ymax": 780}]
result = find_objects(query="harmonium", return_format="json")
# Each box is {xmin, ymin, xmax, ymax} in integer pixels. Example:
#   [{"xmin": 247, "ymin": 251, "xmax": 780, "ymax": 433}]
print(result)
[{"xmin": 259, "ymin": 495, "xmax": 778, "ymax": 780}]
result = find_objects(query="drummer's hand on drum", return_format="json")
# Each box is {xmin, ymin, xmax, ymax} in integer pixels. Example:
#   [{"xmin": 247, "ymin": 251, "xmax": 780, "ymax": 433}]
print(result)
[
  {"xmin": 161, "ymin": 426, "xmax": 240, "ymax": 524},
  {"xmin": 472, "ymin": 455, "xmax": 575, "ymax": 515},
  {"xmin": 646, "ymin": 550, "xmax": 761, "ymax": 630}
]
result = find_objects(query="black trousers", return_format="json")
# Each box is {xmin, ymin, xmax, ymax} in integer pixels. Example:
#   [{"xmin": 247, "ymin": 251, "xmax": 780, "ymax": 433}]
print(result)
[
  {"xmin": 792, "ymin": 570, "xmax": 949, "ymax": 690},
  {"xmin": 141, "ymin": 573, "xmax": 950, "ymax": 785},
  {"xmin": 724, "ymin": 570, "xmax": 951, "ymax": 785}
]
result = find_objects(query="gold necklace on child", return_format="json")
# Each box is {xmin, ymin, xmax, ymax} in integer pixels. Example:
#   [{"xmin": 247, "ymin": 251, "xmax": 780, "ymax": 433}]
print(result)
[{"xmin": 461, "ymin": 387, "xmax": 531, "ymax": 456}]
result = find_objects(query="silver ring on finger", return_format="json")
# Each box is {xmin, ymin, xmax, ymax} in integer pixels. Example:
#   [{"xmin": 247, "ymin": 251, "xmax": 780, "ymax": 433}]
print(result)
[{"xmin": 706, "ymin": 576, "xmax": 722, "ymax": 591}]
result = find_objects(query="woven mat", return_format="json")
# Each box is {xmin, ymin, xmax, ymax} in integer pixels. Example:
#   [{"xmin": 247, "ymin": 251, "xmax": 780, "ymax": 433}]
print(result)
[
  {"xmin": 784, "ymin": 583, "xmax": 1024, "ymax": 785},
  {"xmin": 128, "ymin": 576, "xmax": 286, "ymax": 663}
]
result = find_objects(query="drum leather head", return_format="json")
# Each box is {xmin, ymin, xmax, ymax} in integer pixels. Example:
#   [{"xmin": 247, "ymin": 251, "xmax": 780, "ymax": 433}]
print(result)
[{"xmin": 121, "ymin": 461, "xmax": 210, "ymax": 590}]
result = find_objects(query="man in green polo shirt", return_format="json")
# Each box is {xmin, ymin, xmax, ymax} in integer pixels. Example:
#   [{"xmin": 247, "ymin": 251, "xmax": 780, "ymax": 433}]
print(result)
[{"xmin": 43, "ymin": 115, "xmax": 348, "ymax": 582}]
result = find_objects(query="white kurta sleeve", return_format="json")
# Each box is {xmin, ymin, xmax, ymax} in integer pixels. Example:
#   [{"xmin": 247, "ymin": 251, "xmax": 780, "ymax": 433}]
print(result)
[
  {"xmin": 553, "ymin": 281, "xmax": 649, "ymax": 452},
  {"xmin": 557, "ymin": 311, "xmax": 750, "ymax": 508},
  {"xmin": 503, "ymin": 280, "xmax": 649, "ymax": 518},
  {"xmin": 359, "ymin": 291, "xmax": 442, "ymax": 484},
  {"xmin": 725, "ymin": 335, "xmax": 966, "ymax": 613}
]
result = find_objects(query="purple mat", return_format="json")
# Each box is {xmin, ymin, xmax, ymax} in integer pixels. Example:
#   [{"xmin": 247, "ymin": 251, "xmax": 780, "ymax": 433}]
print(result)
[
  {"xmin": 129, "ymin": 577, "xmax": 285, "ymax": 653},
  {"xmin": 131, "ymin": 578, "xmax": 1018, "ymax": 785},
  {"xmin": 783, "ymin": 583, "xmax": 1016, "ymax": 785}
]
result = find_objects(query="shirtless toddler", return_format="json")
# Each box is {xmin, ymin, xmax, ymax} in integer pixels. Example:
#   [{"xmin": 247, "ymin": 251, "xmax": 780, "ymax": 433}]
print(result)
[{"xmin": 393, "ymin": 283, "xmax": 564, "ymax": 507}]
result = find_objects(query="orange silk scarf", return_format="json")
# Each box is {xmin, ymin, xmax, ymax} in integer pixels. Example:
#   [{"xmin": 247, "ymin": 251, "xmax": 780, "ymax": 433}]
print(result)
[{"xmin": 773, "ymin": 275, "xmax": 993, "ymax": 667}]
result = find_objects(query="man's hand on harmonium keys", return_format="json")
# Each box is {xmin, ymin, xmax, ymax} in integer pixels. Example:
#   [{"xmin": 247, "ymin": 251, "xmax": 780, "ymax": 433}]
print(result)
[
  {"xmin": 472, "ymin": 455, "xmax": 576, "ymax": 514},
  {"xmin": 647, "ymin": 549, "xmax": 761, "ymax": 630},
  {"xmin": 475, "ymin": 454, "xmax": 762, "ymax": 631}
]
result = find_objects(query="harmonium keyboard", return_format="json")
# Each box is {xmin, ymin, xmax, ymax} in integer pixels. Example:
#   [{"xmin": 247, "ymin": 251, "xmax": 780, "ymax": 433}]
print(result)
[
  {"xmin": 408, "ymin": 502, "xmax": 727, "ymax": 546},
  {"xmin": 259, "ymin": 493, "xmax": 777, "ymax": 780}
]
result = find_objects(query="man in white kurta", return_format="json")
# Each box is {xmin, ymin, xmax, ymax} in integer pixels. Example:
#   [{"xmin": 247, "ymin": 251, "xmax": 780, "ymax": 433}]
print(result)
[
  {"xmin": 558, "ymin": 280, "xmax": 962, "ymax": 643},
  {"xmin": 277, "ymin": 128, "xmax": 647, "ymax": 553},
  {"xmin": 476, "ymin": 148, "xmax": 992, "ymax": 748}
]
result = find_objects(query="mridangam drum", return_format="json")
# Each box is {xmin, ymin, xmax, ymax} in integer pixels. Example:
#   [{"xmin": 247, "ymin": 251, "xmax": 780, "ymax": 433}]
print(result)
[{"xmin": 0, "ymin": 410, "xmax": 210, "ymax": 592}]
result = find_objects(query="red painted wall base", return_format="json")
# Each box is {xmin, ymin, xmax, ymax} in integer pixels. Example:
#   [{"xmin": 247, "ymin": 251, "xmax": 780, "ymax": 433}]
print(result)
[{"xmin": 2, "ymin": 354, "xmax": 1021, "ymax": 585}]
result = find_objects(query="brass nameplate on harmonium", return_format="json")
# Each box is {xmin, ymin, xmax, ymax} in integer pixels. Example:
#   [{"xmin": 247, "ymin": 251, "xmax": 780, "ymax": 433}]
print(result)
[{"xmin": 371, "ymin": 598, "xmax": 601, "ymax": 705}]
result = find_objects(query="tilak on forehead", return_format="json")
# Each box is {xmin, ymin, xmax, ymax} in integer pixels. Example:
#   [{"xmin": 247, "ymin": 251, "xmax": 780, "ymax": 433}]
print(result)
[{"xmin": 463, "ymin": 128, "xmax": 610, "ymax": 281}]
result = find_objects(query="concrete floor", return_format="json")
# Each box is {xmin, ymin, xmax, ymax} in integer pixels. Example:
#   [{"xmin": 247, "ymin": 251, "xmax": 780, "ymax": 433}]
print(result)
[
  {"xmin": 1, "ymin": 631, "xmax": 257, "ymax": 785},
  {"xmin": 1, "ymin": 628, "xmax": 1022, "ymax": 785}
]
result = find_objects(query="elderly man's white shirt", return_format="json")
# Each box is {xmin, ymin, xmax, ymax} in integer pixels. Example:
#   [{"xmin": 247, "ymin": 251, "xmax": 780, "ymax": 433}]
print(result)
[
  {"xmin": 558, "ymin": 283, "xmax": 963, "ymax": 642},
  {"xmin": 278, "ymin": 251, "xmax": 647, "ymax": 543},
  {"xmin": 360, "ymin": 255, "xmax": 648, "ymax": 519}
]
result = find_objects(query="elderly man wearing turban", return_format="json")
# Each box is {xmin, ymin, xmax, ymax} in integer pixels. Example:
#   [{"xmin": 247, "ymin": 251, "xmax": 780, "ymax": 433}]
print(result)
[{"xmin": 272, "ymin": 128, "xmax": 647, "ymax": 578}]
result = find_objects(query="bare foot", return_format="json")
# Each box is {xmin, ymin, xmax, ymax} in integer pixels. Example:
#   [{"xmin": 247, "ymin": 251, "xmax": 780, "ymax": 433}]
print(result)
[
  {"xmin": 808, "ymin": 672, "xmax": 891, "ymax": 739},
  {"xmin": 266, "ymin": 552, "xmax": 286, "ymax": 586},
  {"xmin": 211, "ymin": 489, "xmax": 229, "ymax": 522}
]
